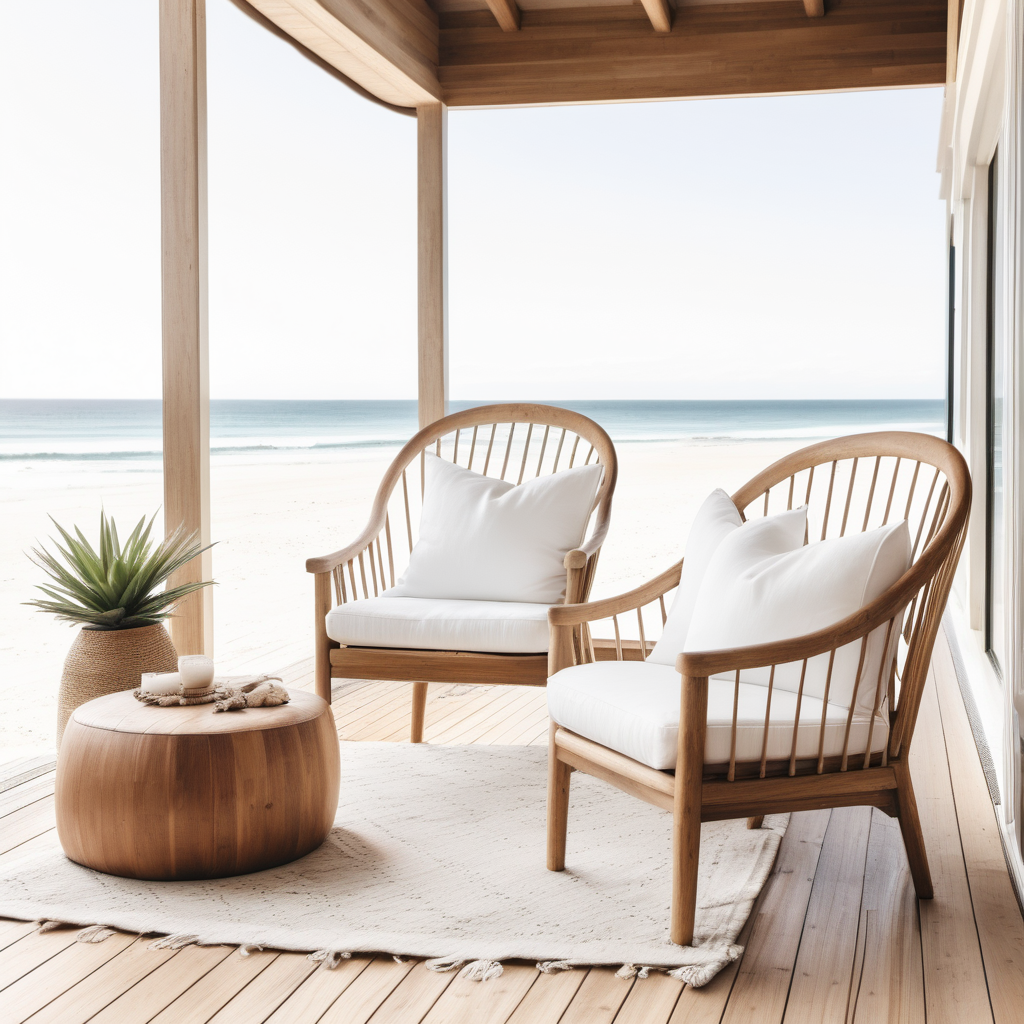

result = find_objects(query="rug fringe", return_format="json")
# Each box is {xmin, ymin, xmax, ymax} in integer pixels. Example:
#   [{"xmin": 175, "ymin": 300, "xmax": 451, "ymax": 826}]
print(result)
[
  {"xmin": 425, "ymin": 957, "xmax": 504, "ymax": 982},
  {"xmin": 536, "ymin": 960, "xmax": 574, "ymax": 974},
  {"xmin": 149, "ymin": 933, "xmax": 199, "ymax": 951},
  {"xmin": 309, "ymin": 949, "xmax": 351, "ymax": 970},
  {"xmin": 239, "ymin": 943, "xmax": 264, "ymax": 957},
  {"xmin": 76, "ymin": 925, "xmax": 115, "ymax": 943},
  {"xmin": 36, "ymin": 920, "xmax": 62, "ymax": 933},
  {"xmin": 667, "ymin": 943, "xmax": 745, "ymax": 988}
]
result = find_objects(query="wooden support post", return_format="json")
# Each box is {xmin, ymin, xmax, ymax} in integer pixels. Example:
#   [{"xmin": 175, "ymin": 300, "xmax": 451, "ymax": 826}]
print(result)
[
  {"xmin": 417, "ymin": 103, "xmax": 448, "ymax": 430},
  {"xmin": 160, "ymin": 0, "xmax": 213, "ymax": 656}
]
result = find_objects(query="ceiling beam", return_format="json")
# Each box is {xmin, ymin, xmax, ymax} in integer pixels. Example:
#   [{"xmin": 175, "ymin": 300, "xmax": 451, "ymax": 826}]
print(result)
[
  {"xmin": 437, "ymin": 2, "xmax": 946, "ymax": 107},
  {"xmin": 247, "ymin": 0, "xmax": 441, "ymax": 107},
  {"xmin": 802, "ymin": 0, "xmax": 825, "ymax": 16},
  {"xmin": 485, "ymin": 0, "xmax": 521, "ymax": 32},
  {"xmin": 640, "ymin": 0, "xmax": 673, "ymax": 33}
]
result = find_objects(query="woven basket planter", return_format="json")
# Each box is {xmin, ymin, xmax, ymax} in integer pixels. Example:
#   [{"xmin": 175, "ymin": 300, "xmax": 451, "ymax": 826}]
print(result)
[{"xmin": 57, "ymin": 624, "xmax": 178, "ymax": 745}]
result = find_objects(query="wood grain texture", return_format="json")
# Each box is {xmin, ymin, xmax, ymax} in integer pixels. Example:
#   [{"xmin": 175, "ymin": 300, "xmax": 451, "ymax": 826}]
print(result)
[
  {"xmin": 246, "ymin": 0, "xmax": 441, "ymax": 106},
  {"xmin": 912, "ymin": 678, "xmax": 993, "ymax": 1023},
  {"xmin": 719, "ymin": 809, "xmax": 830, "ymax": 1022},
  {"xmin": 55, "ymin": 691, "xmax": 340, "ymax": 880},
  {"xmin": 437, "ymin": 1, "xmax": 946, "ymax": 106},
  {"xmin": 418, "ymin": 102, "xmax": 448, "ymax": 429},
  {"xmin": 640, "ymin": 0, "xmax": 673, "ymax": 31},
  {"xmin": 931, "ymin": 642, "xmax": 1024, "ymax": 1023},
  {"xmin": 332, "ymin": 645, "xmax": 548, "ymax": 685},
  {"xmin": 160, "ymin": 0, "xmax": 213, "ymax": 657},
  {"xmin": 784, "ymin": 806, "xmax": 871, "ymax": 1023},
  {"xmin": 484, "ymin": 0, "xmax": 521, "ymax": 30},
  {"xmin": 849, "ymin": 809, "xmax": 925, "ymax": 1022}
]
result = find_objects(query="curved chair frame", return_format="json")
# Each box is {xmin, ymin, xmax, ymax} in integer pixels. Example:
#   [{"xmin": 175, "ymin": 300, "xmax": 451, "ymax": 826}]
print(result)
[
  {"xmin": 546, "ymin": 432, "xmax": 970, "ymax": 946},
  {"xmin": 307, "ymin": 403, "xmax": 618, "ymax": 741}
]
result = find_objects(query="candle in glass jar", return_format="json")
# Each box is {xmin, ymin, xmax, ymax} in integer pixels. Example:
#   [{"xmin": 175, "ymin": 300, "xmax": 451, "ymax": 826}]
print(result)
[
  {"xmin": 141, "ymin": 671, "xmax": 181, "ymax": 696},
  {"xmin": 178, "ymin": 655, "xmax": 215, "ymax": 691}
]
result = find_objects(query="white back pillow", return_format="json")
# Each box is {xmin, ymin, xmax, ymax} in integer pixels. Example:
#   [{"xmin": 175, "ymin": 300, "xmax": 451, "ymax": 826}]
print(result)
[
  {"xmin": 388, "ymin": 455, "xmax": 603, "ymax": 605},
  {"xmin": 647, "ymin": 489, "xmax": 743, "ymax": 666},
  {"xmin": 684, "ymin": 515, "xmax": 911, "ymax": 715}
]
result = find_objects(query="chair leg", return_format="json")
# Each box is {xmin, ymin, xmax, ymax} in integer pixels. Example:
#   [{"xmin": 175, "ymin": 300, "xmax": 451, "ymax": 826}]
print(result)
[
  {"xmin": 410, "ymin": 682, "xmax": 428, "ymax": 743},
  {"xmin": 672, "ymin": 675, "xmax": 708, "ymax": 947},
  {"xmin": 547, "ymin": 723, "xmax": 571, "ymax": 871},
  {"xmin": 746, "ymin": 816, "xmax": 764, "ymax": 830},
  {"xmin": 893, "ymin": 761, "xmax": 934, "ymax": 899}
]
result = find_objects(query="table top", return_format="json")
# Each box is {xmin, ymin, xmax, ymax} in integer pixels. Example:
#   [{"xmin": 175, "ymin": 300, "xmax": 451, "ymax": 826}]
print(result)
[{"xmin": 71, "ymin": 688, "xmax": 327, "ymax": 736}]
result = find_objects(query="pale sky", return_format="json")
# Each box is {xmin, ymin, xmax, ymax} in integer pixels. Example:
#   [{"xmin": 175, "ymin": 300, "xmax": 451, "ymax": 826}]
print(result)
[{"xmin": 0, "ymin": 0, "xmax": 947, "ymax": 402}]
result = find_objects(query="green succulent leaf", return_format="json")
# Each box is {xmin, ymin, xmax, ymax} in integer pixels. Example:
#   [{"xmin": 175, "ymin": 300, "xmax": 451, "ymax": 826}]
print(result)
[{"xmin": 25, "ymin": 510, "xmax": 216, "ymax": 629}]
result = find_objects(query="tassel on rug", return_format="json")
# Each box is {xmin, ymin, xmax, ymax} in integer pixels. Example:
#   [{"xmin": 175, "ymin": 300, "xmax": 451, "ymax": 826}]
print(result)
[
  {"xmin": 536, "ymin": 960, "xmax": 574, "ymax": 974},
  {"xmin": 36, "ymin": 920, "xmax": 62, "ymax": 933},
  {"xmin": 76, "ymin": 925, "xmax": 115, "ymax": 943},
  {"xmin": 238, "ymin": 943, "xmax": 264, "ymax": 957},
  {"xmin": 425, "ymin": 957, "xmax": 504, "ymax": 981},
  {"xmin": 308, "ymin": 949, "xmax": 351, "ymax": 970}
]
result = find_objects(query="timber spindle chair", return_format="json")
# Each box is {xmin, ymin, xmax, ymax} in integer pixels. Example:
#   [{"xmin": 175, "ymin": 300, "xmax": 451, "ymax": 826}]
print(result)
[
  {"xmin": 545, "ymin": 432, "xmax": 970, "ymax": 946},
  {"xmin": 306, "ymin": 404, "xmax": 617, "ymax": 742}
]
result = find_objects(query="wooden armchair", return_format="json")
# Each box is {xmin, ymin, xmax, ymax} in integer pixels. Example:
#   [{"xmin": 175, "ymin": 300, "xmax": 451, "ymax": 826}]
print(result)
[
  {"xmin": 546, "ymin": 432, "xmax": 970, "ymax": 946},
  {"xmin": 307, "ymin": 403, "xmax": 617, "ymax": 741}
]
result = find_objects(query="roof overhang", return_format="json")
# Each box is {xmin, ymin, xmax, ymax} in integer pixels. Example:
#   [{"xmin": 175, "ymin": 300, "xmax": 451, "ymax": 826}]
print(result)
[{"xmin": 244, "ymin": 0, "xmax": 946, "ymax": 110}]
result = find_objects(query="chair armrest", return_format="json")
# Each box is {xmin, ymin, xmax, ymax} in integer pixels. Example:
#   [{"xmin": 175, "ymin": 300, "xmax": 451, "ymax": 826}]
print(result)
[
  {"xmin": 305, "ymin": 526, "xmax": 380, "ymax": 574},
  {"xmin": 549, "ymin": 560, "xmax": 683, "ymax": 627},
  {"xmin": 675, "ymin": 587, "xmax": 911, "ymax": 678}
]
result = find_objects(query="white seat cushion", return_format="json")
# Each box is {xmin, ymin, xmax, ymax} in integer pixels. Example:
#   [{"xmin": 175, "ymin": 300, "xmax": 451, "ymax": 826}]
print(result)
[
  {"xmin": 647, "ymin": 489, "xmax": 744, "ymax": 666},
  {"xmin": 326, "ymin": 596, "xmax": 551, "ymax": 654},
  {"xmin": 390, "ymin": 455, "xmax": 604, "ymax": 605},
  {"xmin": 547, "ymin": 661, "xmax": 888, "ymax": 771}
]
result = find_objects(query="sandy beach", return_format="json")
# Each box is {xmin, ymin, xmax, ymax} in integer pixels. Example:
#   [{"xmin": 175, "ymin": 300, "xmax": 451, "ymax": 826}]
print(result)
[{"xmin": 0, "ymin": 438, "xmax": 803, "ymax": 758}]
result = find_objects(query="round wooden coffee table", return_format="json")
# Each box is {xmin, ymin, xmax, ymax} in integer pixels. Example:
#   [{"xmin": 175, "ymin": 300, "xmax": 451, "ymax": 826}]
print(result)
[{"xmin": 55, "ymin": 689, "xmax": 341, "ymax": 880}]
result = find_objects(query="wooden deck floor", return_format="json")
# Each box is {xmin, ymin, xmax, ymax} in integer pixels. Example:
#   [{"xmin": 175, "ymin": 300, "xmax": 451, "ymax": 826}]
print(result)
[{"xmin": 2, "ymin": 633, "xmax": 1024, "ymax": 1023}]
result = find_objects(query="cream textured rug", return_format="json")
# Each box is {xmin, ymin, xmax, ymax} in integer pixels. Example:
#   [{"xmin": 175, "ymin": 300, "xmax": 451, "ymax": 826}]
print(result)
[{"xmin": 0, "ymin": 743, "xmax": 786, "ymax": 987}]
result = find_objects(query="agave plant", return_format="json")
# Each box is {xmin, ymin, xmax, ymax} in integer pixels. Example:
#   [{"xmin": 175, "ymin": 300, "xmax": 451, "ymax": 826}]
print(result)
[{"xmin": 26, "ymin": 511, "xmax": 214, "ymax": 629}]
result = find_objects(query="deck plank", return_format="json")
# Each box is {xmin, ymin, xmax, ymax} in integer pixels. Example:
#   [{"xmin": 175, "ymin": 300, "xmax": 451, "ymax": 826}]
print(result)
[
  {"xmin": 147, "ymin": 948, "xmax": 281, "ymax": 1024},
  {"xmin": 503, "ymin": 968, "xmax": 586, "ymax": 1023},
  {"xmin": 0, "ymin": 774, "xmax": 55, "ymax": 819},
  {"xmin": 204, "ymin": 950, "xmax": 317, "ymax": 1024},
  {"xmin": 2, "ymin": 930, "xmax": 136, "ymax": 1022},
  {"xmin": 419, "ymin": 963, "xmax": 539, "ymax": 1024},
  {"xmin": 262, "ymin": 955, "xmax": 373, "ymax": 1024},
  {"xmin": 87, "ymin": 945, "xmax": 237, "ymax": 1024},
  {"xmin": 783, "ymin": 806, "xmax": 872, "ymax": 1023},
  {"xmin": 0, "ymin": 927, "xmax": 81, "ymax": 991},
  {"xmin": 913, "ymin": 677, "xmax": 993, "ymax": 1023},
  {"xmin": 849, "ymin": 810, "xmax": 925, "ymax": 1022},
  {"xmin": 365, "ymin": 961, "xmax": 455, "ymax": 1023},
  {"xmin": 315, "ymin": 957, "xmax": 416, "ymax": 1024},
  {"xmin": 559, "ymin": 966, "xmax": 634, "ymax": 1024},
  {"xmin": 613, "ymin": 971, "xmax": 685, "ymax": 1023},
  {"xmin": 21, "ymin": 936, "xmax": 180, "ymax": 1024},
  {"xmin": 718, "ymin": 809, "xmax": 831, "ymax": 1024},
  {"xmin": 0, "ymin": 796, "xmax": 56, "ymax": 855},
  {"xmin": 931, "ymin": 643, "xmax": 1024, "ymax": 1024}
]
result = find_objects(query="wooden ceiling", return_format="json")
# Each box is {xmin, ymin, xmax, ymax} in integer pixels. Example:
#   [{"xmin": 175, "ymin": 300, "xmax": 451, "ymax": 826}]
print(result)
[{"xmin": 247, "ymin": 0, "xmax": 947, "ymax": 109}]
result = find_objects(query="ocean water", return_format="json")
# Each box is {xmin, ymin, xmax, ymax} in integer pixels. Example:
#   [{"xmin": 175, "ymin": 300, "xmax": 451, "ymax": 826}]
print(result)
[{"xmin": 0, "ymin": 398, "xmax": 945, "ymax": 475}]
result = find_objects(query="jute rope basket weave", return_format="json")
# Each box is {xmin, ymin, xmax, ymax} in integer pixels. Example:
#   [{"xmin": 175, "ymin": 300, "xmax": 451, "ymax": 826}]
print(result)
[{"xmin": 57, "ymin": 623, "xmax": 177, "ymax": 744}]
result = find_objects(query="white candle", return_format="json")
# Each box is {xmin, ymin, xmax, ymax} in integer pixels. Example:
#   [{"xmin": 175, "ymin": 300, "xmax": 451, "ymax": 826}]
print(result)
[
  {"xmin": 141, "ymin": 671, "xmax": 181, "ymax": 696},
  {"xmin": 178, "ymin": 655, "xmax": 215, "ymax": 691}
]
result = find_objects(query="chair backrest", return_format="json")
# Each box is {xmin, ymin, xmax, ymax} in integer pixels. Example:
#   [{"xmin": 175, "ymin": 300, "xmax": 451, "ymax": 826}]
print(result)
[
  {"xmin": 329, "ymin": 403, "xmax": 618, "ymax": 610},
  {"xmin": 727, "ymin": 432, "xmax": 970, "ymax": 764},
  {"xmin": 580, "ymin": 431, "xmax": 969, "ymax": 777}
]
